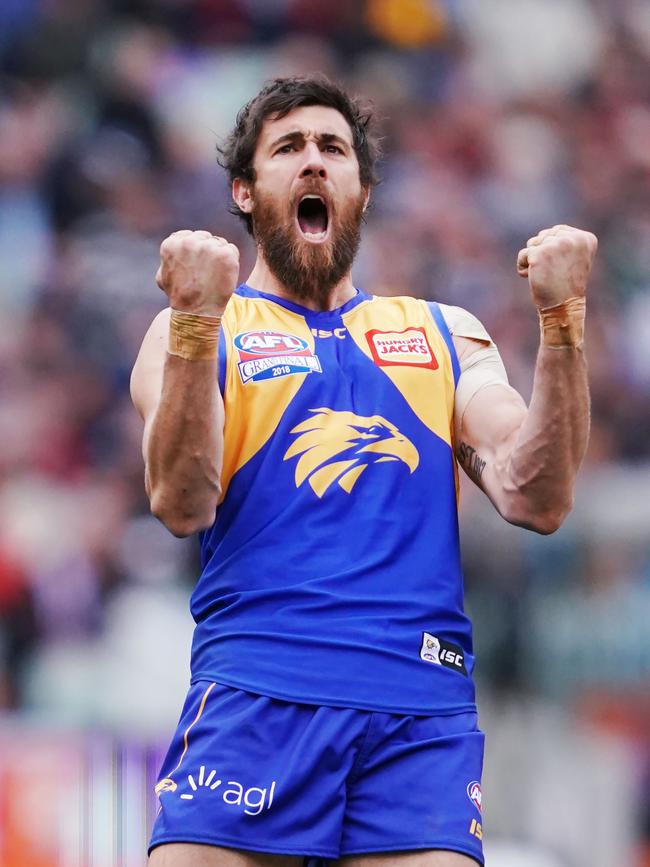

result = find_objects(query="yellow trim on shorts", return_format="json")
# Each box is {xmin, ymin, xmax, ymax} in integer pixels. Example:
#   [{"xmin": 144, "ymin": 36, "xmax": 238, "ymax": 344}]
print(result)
[{"xmin": 155, "ymin": 682, "xmax": 216, "ymax": 795}]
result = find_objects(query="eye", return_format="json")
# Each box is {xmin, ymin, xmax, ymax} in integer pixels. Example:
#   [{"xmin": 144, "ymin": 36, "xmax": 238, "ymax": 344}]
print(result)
[
  {"xmin": 324, "ymin": 144, "xmax": 343, "ymax": 154},
  {"xmin": 275, "ymin": 144, "xmax": 295, "ymax": 155}
]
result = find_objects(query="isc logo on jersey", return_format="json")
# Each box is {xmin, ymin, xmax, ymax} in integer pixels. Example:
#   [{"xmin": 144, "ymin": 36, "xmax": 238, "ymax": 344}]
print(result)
[
  {"xmin": 419, "ymin": 632, "xmax": 468, "ymax": 676},
  {"xmin": 234, "ymin": 331, "xmax": 322, "ymax": 384},
  {"xmin": 366, "ymin": 327, "xmax": 438, "ymax": 370}
]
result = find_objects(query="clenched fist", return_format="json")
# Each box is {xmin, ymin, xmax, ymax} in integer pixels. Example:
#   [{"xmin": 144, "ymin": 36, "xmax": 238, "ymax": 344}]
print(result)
[
  {"xmin": 517, "ymin": 224, "xmax": 598, "ymax": 309},
  {"xmin": 156, "ymin": 229, "xmax": 240, "ymax": 317}
]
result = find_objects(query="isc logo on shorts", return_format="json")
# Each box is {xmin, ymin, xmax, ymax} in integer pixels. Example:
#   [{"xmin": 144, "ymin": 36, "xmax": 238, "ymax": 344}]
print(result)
[
  {"xmin": 366, "ymin": 328, "xmax": 438, "ymax": 370},
  {"xmin": 234, "ymin": 330, "xmax": 321, "ymax": 384}
]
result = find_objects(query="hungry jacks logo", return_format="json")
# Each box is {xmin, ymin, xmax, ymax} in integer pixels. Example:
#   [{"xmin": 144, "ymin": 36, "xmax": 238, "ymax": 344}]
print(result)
[{"xmin": 366, "ymin": 327, "xmax": 438, "ymax": 369}]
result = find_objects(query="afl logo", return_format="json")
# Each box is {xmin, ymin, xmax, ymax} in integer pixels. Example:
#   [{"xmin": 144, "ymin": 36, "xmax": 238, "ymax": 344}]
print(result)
[
  {"xmin": 234, "ymin": 330, "xmax": 321, "ymax": 384},
  {"xmin": 234, "ymin": 331, "xmax": 309, "ymax": 356},
  {"xmin": 467, "ymin": 781, "xmax": 482, "ymax": 813}
]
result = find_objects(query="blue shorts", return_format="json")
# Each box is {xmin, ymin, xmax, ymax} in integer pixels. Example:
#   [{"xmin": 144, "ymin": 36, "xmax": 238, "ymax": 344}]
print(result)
[{"xmin": 150, "ymin": 681, "xmax": 485, "ymax": 863}]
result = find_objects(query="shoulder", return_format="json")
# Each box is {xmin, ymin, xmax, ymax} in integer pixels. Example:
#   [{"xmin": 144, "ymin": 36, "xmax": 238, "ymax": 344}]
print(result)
[
  {"xmin": 434, "ymin": 304, "xmax": 495, "ymax": 366},
  {"xmin": 437, "ymin": 304, "xmax": 493, "ymax": 345}
]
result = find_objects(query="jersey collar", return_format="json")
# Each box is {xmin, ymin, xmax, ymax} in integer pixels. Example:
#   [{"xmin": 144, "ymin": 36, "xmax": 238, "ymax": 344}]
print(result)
[{"xmin": 236, "ymin": 283, "xmax": 370, "ymax": 317}]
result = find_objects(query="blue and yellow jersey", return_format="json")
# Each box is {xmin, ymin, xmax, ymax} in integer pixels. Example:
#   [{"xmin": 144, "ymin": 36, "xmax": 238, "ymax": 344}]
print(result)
[{"xmin": 190, "ymin": 284, "xmax": 476, "ymax": 714}]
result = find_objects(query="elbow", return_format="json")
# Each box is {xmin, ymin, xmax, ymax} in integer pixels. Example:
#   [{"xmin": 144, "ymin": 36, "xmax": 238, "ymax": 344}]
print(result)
[
  {"xmin": 528, "ymin": 512, "xmax": 564, "ymax": 536},
  {"xmin": 501, "ymin": 494, "xmax": 573, "ymax": 536},
  {"xmin": 158, "ymin": 515, "xmax": 213, "ymax": 538},
  {"xmin": 150, "ymin": 491, "xmax": 217, "ymax": 538}
]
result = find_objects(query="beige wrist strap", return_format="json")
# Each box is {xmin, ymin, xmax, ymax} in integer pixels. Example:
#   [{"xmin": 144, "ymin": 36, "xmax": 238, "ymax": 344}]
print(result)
[
  {"xmin": 168, "ymin": 310, "xmax": 221, "ymax": 361},
  {"xmin": 539, "ymin": 296, "xmax": 586, "ymax": 350}
]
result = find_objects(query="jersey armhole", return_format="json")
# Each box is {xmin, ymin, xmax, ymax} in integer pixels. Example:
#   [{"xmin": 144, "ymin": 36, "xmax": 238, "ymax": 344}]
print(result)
[
  {"xmin": 426, "ymin": 301, "xmax": 461, "ymax": 387},
  {"xmin": 217, "ymin": 324, "xmax": 227, "ymax": 398}
]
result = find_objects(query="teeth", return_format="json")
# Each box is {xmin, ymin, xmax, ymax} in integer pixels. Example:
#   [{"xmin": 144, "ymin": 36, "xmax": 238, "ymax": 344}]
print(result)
[
  {"xmin": 300, "ymin": 194, "xmax": 324, "ymax": 203},
  {"xmin": 304, "ymin": 230, "xmax": 327, "ymax": 240}
]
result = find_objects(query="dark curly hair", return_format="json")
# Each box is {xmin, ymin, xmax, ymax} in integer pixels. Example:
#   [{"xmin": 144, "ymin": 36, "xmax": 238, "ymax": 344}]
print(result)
[{"xmin": 217, "ymin": 75, "xmax": 381, "ymax": 235}]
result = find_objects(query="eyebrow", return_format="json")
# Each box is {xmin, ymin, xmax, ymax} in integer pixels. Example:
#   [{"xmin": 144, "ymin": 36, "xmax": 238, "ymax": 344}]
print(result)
[{"xmin": 268, "ymin": 130, "xmax": 352, "ymax": 151}]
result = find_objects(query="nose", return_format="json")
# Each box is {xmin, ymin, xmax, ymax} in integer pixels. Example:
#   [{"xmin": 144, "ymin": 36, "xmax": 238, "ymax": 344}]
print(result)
[{"xmin": 299, "ymin": 142, "xmax": 327, "ymax": 179}]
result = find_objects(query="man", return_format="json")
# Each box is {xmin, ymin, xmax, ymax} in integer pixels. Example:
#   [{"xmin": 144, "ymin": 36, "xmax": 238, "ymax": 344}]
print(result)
[{"xmin": 131, "ymin": 76, "xmax": 596, "ymax": 867}]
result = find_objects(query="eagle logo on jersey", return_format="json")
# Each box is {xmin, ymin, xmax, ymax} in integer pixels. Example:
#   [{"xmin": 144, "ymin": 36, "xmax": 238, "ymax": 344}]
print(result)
[{"xmin": 283, "ymin": 408, "xmax": 419, "ymax": 497}]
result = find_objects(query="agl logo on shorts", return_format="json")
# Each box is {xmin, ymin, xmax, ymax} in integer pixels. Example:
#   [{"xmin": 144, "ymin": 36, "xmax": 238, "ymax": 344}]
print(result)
[
  {"xmin": 158, "ymin": 765, "xmax": 277, "ymax": 816},
  {"xmin": 366, "ymin": 327, "xmax": 438, "ymax": 370}
]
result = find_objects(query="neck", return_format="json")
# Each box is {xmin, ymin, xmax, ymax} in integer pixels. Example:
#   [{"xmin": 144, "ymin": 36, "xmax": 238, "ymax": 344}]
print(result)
[{"xmin": 245, "ymin": 254, "xmax": 357, "ymax": 312}]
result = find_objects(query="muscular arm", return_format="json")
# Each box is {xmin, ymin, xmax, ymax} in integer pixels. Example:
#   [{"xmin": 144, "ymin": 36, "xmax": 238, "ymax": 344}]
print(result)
[
  {"xmin": 451, "ymin": 224, "xmax": 596, "ymax": 535},
  {"xmin": 130, "ymin": 309, "xmax": 224, "ymax": 537},
  {"xmin": 130, "ymin": 229, "xmax": 239, "ymax": 537},
  {"xmin": 454, "ymin": 337, "xmax": 589, "ymax": 534}
]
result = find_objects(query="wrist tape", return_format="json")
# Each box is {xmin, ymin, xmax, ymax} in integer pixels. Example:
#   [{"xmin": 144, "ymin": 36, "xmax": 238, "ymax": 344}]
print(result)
[
  {"xmin": 539, "ymin": 296, "xmax": 586, "ymax": 350},
  {"xmin": 168, "ymin": 310, "xmax": 221, "ymax": 361}
]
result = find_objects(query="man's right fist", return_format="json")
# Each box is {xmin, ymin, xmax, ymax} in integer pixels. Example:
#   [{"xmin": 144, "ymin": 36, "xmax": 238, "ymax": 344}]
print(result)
[{"xmin": 156, "ymin": 229, "xmax": 240, "ymax": 317}]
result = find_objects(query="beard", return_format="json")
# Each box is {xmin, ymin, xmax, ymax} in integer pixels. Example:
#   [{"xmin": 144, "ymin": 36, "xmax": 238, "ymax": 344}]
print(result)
[{"xmin": 251, "ymin": 185, "xmax": 365, "ymax": 309}]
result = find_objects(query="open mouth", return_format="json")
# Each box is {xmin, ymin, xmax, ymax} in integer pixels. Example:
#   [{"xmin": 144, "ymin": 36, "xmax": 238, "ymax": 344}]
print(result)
[{"xmin": 297, "ymin": 195, "xmax": 329, "ymax": 242}]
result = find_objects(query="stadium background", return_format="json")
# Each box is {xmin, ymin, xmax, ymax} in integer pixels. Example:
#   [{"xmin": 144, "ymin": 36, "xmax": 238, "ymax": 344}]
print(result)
[{"xmin": 1, "ymin": 0, "xmax": 649, "ymax": 864}]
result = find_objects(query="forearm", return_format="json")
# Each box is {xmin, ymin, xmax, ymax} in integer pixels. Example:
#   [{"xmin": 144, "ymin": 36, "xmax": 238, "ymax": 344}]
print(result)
[
  {"xmin": 147, "ymin": 354, "xmax": 223, "ymax": 537},
  {"xmin": 132, "ymin": 231, "xmax": 238, "ymax": 536},
  {"xmin": 500, "ymin": 344, "xmax": 589, "ymax": 533}
]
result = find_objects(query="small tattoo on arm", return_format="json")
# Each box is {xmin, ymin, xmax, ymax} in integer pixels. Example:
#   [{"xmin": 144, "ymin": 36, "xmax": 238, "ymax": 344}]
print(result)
[{"xmin": 457, "ymin": 440, "xmax": 487, "ymax": 482}]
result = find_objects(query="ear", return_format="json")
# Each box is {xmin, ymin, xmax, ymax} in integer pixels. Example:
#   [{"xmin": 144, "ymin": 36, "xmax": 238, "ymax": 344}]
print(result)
[
  {"xmin": 362, "ymin": 187, "xmax": 370, "ymax": 212},
  {"xmin": 233, "ymin": 178, "xmax": 253, "ymax": 214}
]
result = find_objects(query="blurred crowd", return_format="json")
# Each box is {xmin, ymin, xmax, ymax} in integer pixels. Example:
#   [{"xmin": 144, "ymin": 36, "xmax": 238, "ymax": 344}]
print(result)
[{"xmin": 1, "ymin": 0, "xmax": 650, "ymax": 862}]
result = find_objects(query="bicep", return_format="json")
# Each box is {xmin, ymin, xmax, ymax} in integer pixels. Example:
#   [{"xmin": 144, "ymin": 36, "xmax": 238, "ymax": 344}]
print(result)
[
  {"xmin": 457, "ymin": 383, "xmax": 527, "ymax": 490},
  {"xmin": 447, "ymin": 327, "xmax": 527, "ymax": 492}
]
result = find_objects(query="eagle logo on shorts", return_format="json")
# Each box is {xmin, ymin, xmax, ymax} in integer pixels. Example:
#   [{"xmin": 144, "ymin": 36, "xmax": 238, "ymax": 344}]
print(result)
[
  {"xmin": 155, "ymin": 777, "xmax": 178, "ymax": 794},
  {"xmin": 283, "ymin": 407, "xmax": 419, "ymax": 497}
]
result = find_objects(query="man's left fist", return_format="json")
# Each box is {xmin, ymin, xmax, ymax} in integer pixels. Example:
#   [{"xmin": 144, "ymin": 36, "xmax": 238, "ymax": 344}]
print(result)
[{"xmin": 517, "ymin": 224, "xmax": 598, "ymax": 309}]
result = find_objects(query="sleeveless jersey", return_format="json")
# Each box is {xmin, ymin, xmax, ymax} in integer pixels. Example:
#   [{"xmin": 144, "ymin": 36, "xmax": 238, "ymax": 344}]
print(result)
[{"xmin": 190, "ymin": 284, "xmax": 476, "ymax": 715}]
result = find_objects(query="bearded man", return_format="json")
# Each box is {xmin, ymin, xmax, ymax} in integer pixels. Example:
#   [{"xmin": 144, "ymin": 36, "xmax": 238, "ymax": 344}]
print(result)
[{"xmin": 131, "ymin": 75, "xmax": 596, "ymax": 867}]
